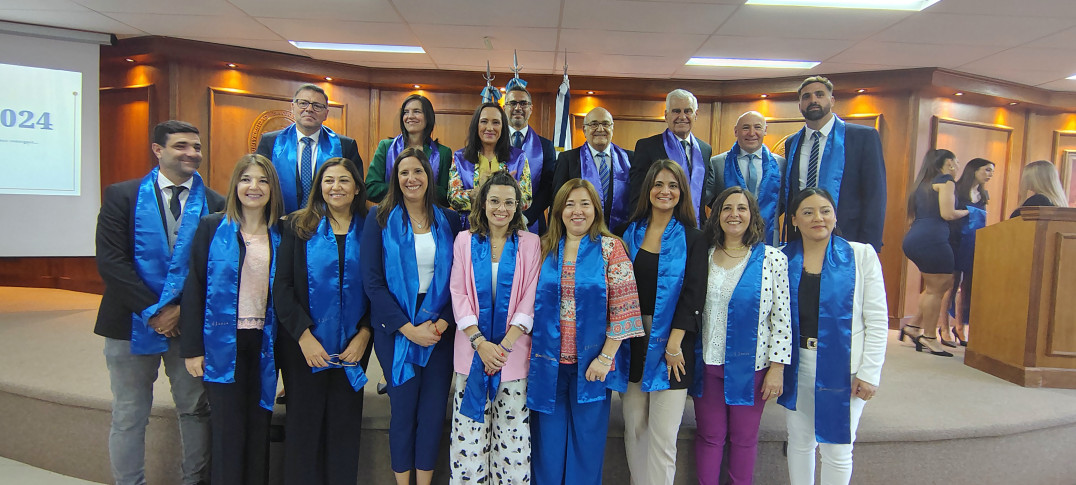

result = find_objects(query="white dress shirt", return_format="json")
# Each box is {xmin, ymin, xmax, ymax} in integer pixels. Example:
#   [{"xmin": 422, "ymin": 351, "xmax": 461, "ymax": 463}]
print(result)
[
  {"xmin": 296, "ymin": 127, "xmax": 321, "ymax": 177},
  {"xmin": 797, "ymin": 115, "xmax": 836, "ymax": 190},
  {"xmin": 156, "ymin": 172, "xmax": 193, "ymax": 212}
]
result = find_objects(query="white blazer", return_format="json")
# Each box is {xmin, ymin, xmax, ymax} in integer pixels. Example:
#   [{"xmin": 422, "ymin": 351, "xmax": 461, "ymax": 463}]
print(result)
[{"xmin": 848, "ymin": 241, "xmax": 888, "ymax": 386}]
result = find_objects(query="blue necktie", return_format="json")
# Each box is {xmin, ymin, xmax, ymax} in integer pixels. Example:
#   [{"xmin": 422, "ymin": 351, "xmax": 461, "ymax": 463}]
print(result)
[
  {"xmin": 512, "ymin": 131, "xmax": 523, "ymax": 148},
  {"xmin": 300, "ymin": 136, "xmax": 313, "ymax": 208},
  {"xmin": 597, "ymin": 152, "xmax": 610, "ymax": 201},
  {"xmin": 806, "ymin": 131, "xmax": 821, "ymax": 188},
  {"xmin": 746, "ymin": 154, "xmax": 759, "ymax": 195}
]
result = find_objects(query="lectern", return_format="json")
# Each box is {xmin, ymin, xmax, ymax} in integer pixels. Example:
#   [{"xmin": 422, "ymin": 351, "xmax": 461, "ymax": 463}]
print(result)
[{"xmin": 964, "ymin": 206, "xmax": 1076, "ymax": 388}]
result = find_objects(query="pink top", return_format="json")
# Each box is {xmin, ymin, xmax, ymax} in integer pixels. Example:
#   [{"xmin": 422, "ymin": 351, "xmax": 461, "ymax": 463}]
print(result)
[
  {"xmin": 450, "ymin": 230, "xmax": 542, "ymax": 382},
  {"xmin": 237, "ymin": 232, "xmax": 270, "ymax": 330}
]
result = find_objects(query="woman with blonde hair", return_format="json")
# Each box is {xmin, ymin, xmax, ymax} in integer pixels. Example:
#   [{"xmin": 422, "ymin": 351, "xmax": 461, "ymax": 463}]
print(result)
[{"xmin": 1011, "ymin": 160, "xmax": 1068, "ymax": 218}]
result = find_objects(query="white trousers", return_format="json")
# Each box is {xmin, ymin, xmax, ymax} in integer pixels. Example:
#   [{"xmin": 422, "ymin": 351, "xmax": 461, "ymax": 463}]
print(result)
[
  {"xmin": 785, "ymin": 349, "xmax": 867, "ymax": 485},
  {"xmin": 621, "ymin": 381, "xmax": 689, "ymax": 485},
  {"xmin": 449, "ymin": 373, "xmax": 531, "ymax": 484}
]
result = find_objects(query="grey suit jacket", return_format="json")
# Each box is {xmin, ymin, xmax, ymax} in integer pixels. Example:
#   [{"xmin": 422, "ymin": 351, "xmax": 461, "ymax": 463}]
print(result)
[{"xmin": 706, "ymin": 148, "xmax": 787, "ymax": 206}]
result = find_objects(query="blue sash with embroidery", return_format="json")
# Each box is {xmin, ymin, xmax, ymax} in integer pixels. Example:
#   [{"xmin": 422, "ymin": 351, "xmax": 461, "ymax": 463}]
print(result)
[
  {"xmin": 451, "ymin": 147, "xmax": 528, "ymax": 192},
  {"xmin": 381, "ymin": 205, "xmax": 454, "ymax": 387},
  {"xmin": 204, "ymin": 219, "xmax": 282, "ymax": 410},
  {"xmin": 722, "ymin": 243, "xmax": 766, "ymax": 405},
  {"xmin": 579, "ymin": 143, "xmax": 632, "ymax": 229},
  {"xmin": 460, "ymin": 233, "xmax": 518, "ymax": 422},
  {"xmin": 955, "ymin": 206, "xmax": 986, "ymax": 272},
  {"xmin": 723, "ymin": 144, "xmax": 781, "ymax": 243},
  {"xmin": 780, "ymin": 237, "xmax": 856, "ymax": 444},
  {"xmin": 519, "ymin": 129, "xmax": 545, "ymax": 189},
  {"xmin": 785, "ymin": 117, "xmax": 847, "ymax": 209},
  {"xmin": 527, "ymin": 236, "xmax": 619, "ymax": 414},
  {"xmin": 385, "ymin": 134, "xmax": 442, "ymax": 182},
  {"xmin": 609, "ymin": 219, "xmax": 687, "ymax": 394},
  {"xmin": 131, "ymin": 168, "xmax": 208, "ymax": 354},
  {"xmin": 661, "ymin": 130, "xmax": 705, "ymax": 227},
  {"xmin": 271, "ymin": 124, "xmax": 344, "ymax": 213},
  {"xmin": 306, "ymin": 216, "xmax": 369, "ymax": 391}
]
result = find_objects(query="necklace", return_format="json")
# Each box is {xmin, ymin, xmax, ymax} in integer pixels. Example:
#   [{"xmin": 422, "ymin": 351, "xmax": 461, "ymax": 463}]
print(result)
[
  {"xmin": 721, "ymin": 246, "xmax": 748, "ymax": 259},
  {"xmin": 409, "ymin": 214, "xmax": 427, "ymax": 229}
]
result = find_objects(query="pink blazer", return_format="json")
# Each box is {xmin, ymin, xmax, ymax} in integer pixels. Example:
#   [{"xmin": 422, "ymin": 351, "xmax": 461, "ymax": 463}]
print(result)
[{"xmin": 450, "ymin": 230, "xmax": 542, "ymax": 381}]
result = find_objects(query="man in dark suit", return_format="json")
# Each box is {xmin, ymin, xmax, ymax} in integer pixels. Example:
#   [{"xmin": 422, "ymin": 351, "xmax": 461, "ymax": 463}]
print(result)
[
  {"xmin": 505, "ymin": 86, "xmax": 556, "ymax": 234},
  {"xmin": 782, "ymin": 76, "xmax": 886, "ymax": 251},
  {"xmin": 256, "ymin": 83, "xmax": 362, "ymax": 213},
  {"xmin": 95, "ymin": 120, "xmax": 225, "ymax": 485},
  {"xmin": 551, "ymin": 107, "xmax": 634, "ymax": 229},
  {"xmin": 629, "ymin": 89, "xmax": 713, "ymax": 227},
  {"xmin": 707, "ymin": 111, "xmax": 786, "ymax": 244}
]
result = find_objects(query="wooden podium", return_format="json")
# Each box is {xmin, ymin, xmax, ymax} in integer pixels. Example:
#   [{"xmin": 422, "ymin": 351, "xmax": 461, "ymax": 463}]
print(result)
[{"xmin": 965, "ymin": 206, "xmax": 1076, "ymax": 388}]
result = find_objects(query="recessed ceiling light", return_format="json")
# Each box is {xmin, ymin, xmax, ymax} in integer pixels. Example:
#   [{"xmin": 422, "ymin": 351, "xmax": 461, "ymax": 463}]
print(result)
[
  {"xmin": 227, "ymin": 63, "xmax": 237, "ymax": 68},
  {"xmin": 1009, "ymin": 102, "xmax": 1018, "ymax": 106},
  {"xmin": 760, "ymin": 94, "xmax": 769, "ymax": 98},
  {"xmin": 125, "ymin": 58, "xmax": 135, "ymax": 63},
  {"xmin": 954, "ymin": 92, "xmax": 964, "ymax": 96},
  {"xmin": 1067, "ymin": 74, "xmax": 1076, "ymax": 80},
  {"xmin": 289, "ymin": 41, "xmax": 425, "ymax": 54},
  {"xmin": 587, "ymin": 91, "xmax": 594, "ymax": 95},
  {"xmin": 746, "ymin": 0, "xmax": 940, "ymax": 11},
  {"xmin": 325, "ymin": 77, "xmax": 333, "ymax": 81},
  {"xmin": 686, "ymin": 57, "xmax": 819, "ymax": 69},
  {"xmin": 500, "ymin": 87, "xmax": 506, "ymax": 92},
  {"xmin": 413, "ymin": 84, "xmax": 421, "ymax": 89},
  {"xmin": 857, "ymin": 89, "xmax": 866, "ymax": 93}
]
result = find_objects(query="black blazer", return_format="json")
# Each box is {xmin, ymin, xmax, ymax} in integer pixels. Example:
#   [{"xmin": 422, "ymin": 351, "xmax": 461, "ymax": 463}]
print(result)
[
  {"xmin": 782, "ymin": 121, "xmax": 886, "ymax": 250},
  {"xmin": 94, "ymin": 176, "xmax": 225, "ymax": 340},
  {"xmin": 272, "ymin": 216, "xmax": 372, "ymax": 343},
  {"xmin": 629, "ymin": 133, "xmax": 714, "ymax": 222},
  {"xmin": 255, "ymin": 128, "xmax": 364, "ymax": 211},
  {"xmin": 521, "ymin": 132, "xmax": 557, "ymax": 235},
  {"xmin": 552, "ymin": 145, "xmax": 635, "ymax": 228}
]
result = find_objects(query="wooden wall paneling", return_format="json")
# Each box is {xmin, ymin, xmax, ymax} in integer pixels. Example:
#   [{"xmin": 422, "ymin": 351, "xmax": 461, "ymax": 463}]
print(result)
[
  {"xmin": 0, "ymin": 257, "xmax": 103, "ymax": 294},
  {"xmin": 1051, "ymin": 130, "xmax": 1076, "ymax": 199},
  {"xmin": 99, "ymin": 85, "xmax": 154, "ymax": 192},
  {"xmin": 1046, "ymin": 231, "xmax": 1076, "ymax": 358},
  {"xmin": 374, "ymin": 90, "xmax": 478, "ymax": 156},
  {"xmin": 1060, "ymin": 150, "xmax": 1076, "ymax": 207},
  {"xmin": 930, "ymin": 116, "xmax": 1014, "ymax": 226}
]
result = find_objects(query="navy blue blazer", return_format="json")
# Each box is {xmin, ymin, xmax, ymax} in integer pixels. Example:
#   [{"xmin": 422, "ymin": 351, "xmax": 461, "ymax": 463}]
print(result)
[
  {"xmin": 255, "ymin": 128, "xmax": 363, "ymax": 213},
  {"xmin": 552, "ymin": 145, "xmax": 635, "ymax": 228},
  {"xmin": 782, "ymin": 121, "xmax": 886, "ymax": 251},
  {"xmin": 520, "ymin": 132, "xmax": 557, "ymax": 235}
]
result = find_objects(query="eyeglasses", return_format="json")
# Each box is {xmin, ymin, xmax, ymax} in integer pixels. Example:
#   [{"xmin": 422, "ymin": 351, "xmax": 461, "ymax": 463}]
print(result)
[
  {"xmin": 294, "ymin": 100, "xmax": 329, "ymax": 113},
  {"xmin": 486, "ymin": 199, "xmax": 518, "ymax": 210},
  {"xmin": 585, "ymin": 121, "xmax": 613, "ymax": 129},
  {"xmin": 505, "ymin": 100, "xmax": 531, "ymax": 108},
  {"xmin": 325, "ymin": 354, "xmax": 359, "ymax": 367}
]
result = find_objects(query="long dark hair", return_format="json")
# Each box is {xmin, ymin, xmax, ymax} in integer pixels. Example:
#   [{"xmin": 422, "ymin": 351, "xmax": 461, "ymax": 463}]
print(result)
[
  {"xmin": 289, "ymin": 157, "xmax": 368, "ymax": 240},
  {"xmin": 628, "ymin": 159, "xmax": 696, "ymax": 228},
  {"xmin": 398, "ymin": 94, "xmax": 436, "ymax": 144},
  {"xmin": 954, "ymin": 158, "xmax": 993, "ymax": 206},
  {"xmin": 468, "ymin": 170, "xmax": 527, "ymax": 236},
  {"xmin": 703, "ymin": 186, "xmax": 765, "ymax": 249},
  {"xmin": 376, "ymin": 147, "xmax": 438, "ymax": 227},
  {"xmin": 786, "ymin": 187, "xmax": 840, "ymax": 242},
  {"xmin": 462, "ymin": 102, "xmax": 510, "ymax": 165},
  {"xmin": 907, "ymin": 148, "xmax": 955, "ymax": 218}
]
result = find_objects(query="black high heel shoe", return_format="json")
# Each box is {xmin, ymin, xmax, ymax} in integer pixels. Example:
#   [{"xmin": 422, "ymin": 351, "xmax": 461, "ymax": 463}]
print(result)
[
  {"xmin": 914, "ymin": 335, "xmax": 953, "ymax": 357},
  {"xmin": 938, "ymin": 326, "xmax": 958, "ymax": 348},
  {"xmin": 953, "ymin": 326, "xmax": 968, "ymax": 347},
  {"xmin": 899, "ymin": 324, "xmax": 921, "ymax": 343}
]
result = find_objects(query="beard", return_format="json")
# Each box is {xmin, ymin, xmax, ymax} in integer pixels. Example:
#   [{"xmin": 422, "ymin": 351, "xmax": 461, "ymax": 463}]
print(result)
[{"xmin": 801, "ymin": 104, "xmax": 829, "ymax": 121}]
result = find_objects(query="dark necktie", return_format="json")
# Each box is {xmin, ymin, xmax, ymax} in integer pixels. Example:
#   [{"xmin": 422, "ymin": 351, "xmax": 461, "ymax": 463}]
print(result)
[
  {"xmin": 300, "ymin": 137, "xmax": 313, "ymax": 208},
  {"xmin": 512, "ymin": 131, "xmax": 523, "ymax": 148},
  {"xmin": 168, "ymin": 185, "xmax": 186, "ymax": 220},
  {"xmin": 597, "ymin": 152, "xmax": 610, "ymax": 200},
  {"xmin": 806, "ymin": 131, "xmax": 821, "ymax": 188},
  {"xmin": 681, "ymin": 139, "xmax": 692, "ymax": 170}
]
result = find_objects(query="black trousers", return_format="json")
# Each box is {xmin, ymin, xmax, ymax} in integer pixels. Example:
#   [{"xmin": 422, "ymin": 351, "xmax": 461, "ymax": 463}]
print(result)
[
  {"xmin": 277, "ymin": 331, "xmax": 367, "ymax": 485},
  {"xmin": 205, "ymin": 329, "xmax": 272, "ymax": 485}
]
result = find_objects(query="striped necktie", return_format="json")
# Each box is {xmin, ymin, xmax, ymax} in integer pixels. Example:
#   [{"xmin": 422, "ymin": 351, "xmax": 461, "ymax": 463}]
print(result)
[
  {"xmin": 806, "ymin": 131, "xmax": 821, "ymax": 188},
  {"xmin": 300, "ymin": 136, "xmax": 313, "ymax": 208},
  {"xmin": 597, "ymin": 152, "xmax": 610, "ymax": 201},
  {"xmin": 513, "ymin": 131, "xmax": 523, "ymax": 148},
  {"xmin": 681, "ymin": 139, "xmax": 692, "ymax": 170}
]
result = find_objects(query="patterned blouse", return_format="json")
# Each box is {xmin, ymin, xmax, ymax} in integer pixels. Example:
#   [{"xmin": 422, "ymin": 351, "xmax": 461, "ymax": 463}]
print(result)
[
  {"xmin": 448, "ymin": 153, "xmax": 533, "ymax": 212},
  {"xmin": 559, "ymin": 236, "xmax": 645, "ymax": 364}
]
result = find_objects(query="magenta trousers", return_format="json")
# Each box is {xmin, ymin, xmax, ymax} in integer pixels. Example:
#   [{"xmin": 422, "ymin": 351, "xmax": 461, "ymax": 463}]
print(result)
[{"xmin": 694, "ymin": 365, "xmax": 767, "ymax": 485}]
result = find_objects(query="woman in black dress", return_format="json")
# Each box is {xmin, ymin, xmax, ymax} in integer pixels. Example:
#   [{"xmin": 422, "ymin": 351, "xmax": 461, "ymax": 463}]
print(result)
[
  {"xmin": 1010, "ymin": 160, "xmax": 1068, "ymax": 218},
  {"xmin": 900, "ymin": 149, "xmax": 967, "ymax": 356}
]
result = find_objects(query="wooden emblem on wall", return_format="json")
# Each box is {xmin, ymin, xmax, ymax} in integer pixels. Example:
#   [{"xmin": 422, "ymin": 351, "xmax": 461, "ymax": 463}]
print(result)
[{"xmin": 248, "ymin": 109, "xmax": 296, "ymax": 153}]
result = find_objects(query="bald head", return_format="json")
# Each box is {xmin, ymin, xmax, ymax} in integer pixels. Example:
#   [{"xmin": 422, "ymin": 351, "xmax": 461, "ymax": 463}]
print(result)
[
  {"xmin": 583, "ymin": 107, "xmax": 614, "ymax": 152},
  {"xmin": 734, "ymin": 111, "xmax": 767, "ymax": 153}
]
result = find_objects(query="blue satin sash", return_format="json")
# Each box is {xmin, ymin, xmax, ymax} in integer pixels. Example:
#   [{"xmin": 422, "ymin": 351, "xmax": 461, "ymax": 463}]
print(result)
[
  {"xmin": 723, "ymin": 243, "xmax": 766, "ymax": 405},
  {"xmin": 460, "ymin": 233, "xmax": 518, "ymax": 422},
  {"xmin": 527, "ymin": 236, "xmax": 618, "ymax": 414},
  {"xmin": 609, "ymin": 219, "xmax": 687, "ymax": 394},
  {"xmin": 785, "ymin": 117, "xmax": 847, "ymax": 209},
  {"xmin": 723, "ymin": 144, "xmax": 781, "ymax": 243},
  {"xmin": 381, "ymin": 205, "xmax": 454, "ymax": 387},
  {"xmin": 955, "ymin": 206, "xmax": 986, "ymax": 272},
  {"xmin": 385, "ymin": 134, "xmax": 442, "ymax": 182},
  {"xmin": 579, "ymin": 143, "xmax": 631, "ymax": 229},
  {"xmin": 519, "ymin": 129, "xmax": 545, "ymax": 188},
  {"xmin": 271, "ymin": 124, "xmax": 344, "ymax": 213},
  {"xmin": 130, "ymin": 168, "xmax": 208, "ymax": 354},
  {"xmin": 780, "ymin": 237, "xmax": 856, "ymax": 444},
  {"xmin": 306, "ymin": 216, "xmax": 369, "ymax": 391},
  {"xmin": 204, "ymin": 219, "xmax": 282, "ymax": 410},
  {"xmin": 452, "ymin": 147, "xmax": 528, "ymax": 191},
  {"xmin": 662, "ymin": 130, "xmax": 705, "ymax": 227}
]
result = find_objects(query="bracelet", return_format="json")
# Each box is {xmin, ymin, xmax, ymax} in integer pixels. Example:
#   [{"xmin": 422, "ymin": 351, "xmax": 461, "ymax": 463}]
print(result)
[
  {"xmin": 433, "ymin": 323, "xmax": 442, "ymax": 336},
  {"xmin": 469, "ymin": 332, "xmax": 486, "ymax": 351},
  {"xmin": 499, "ymin": 342, "xmax": 513, "ymax": 354},
  {"xmin": 600, "ymin": 352, "xmax": 614, "ymax": 362},
  {"xmin": 596, "ymin": 355, "xmax": 613, "ymax": 366},
  {"xmin": 469, "ymin": 332, "xmax": 484, "ymax": 343},
  {"xmin": 665, "ymin": 348, "xmax": 682, "ymax": 357}
]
